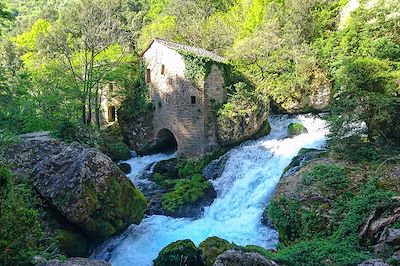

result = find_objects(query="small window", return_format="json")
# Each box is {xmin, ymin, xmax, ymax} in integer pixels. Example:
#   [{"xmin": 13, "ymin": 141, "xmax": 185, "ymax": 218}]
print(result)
[
  {"xmin": 108, "ymin": 83, "xmax": 114, "ymax": 91},
  {"xmin": 146, "ymin": 68, "xmax": 151, "ymax": 83},
  {"xmin": 191, "ymin": 96, "xmax": 196, "ymax": 104},
  {"xmin": 108, "ymin": 106, "xmax": 116, "ymax": 122},
  {"xmin": 161, "ymin": 64, "xmax": 165, "ymax": 75}
]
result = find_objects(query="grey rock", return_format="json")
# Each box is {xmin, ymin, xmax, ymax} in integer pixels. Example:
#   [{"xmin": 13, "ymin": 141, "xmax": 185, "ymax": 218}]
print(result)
[
  {"xmin": 357, "ymin": 259, "xmax": 390, "ymax": 266},
  {"xmin": 203, "ymin": 153, "xmax": 229, "ymax": 180},
  {"xmin": 38, "ymin": 258, "xmax": 110, "ymax": 266},
  {"xmin": 213, "ymin": 250, "xmax": 279, "ymax": 266},
  {"xmin": 8, "ymin": 139, "xmax": 147, "ymax": 242},
  {"xmin": 385, "ymin": 228, "xmax": 400, "ymax": 246}
]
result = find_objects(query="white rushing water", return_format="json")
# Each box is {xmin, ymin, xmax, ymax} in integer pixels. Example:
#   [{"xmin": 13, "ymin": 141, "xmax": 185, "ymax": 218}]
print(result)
[{"xmin": 93, "ymin": 114, "xmax": 328, "ymax": 266}]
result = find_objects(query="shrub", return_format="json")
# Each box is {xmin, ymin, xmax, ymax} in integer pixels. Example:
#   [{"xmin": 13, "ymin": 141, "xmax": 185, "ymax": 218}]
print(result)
[
  {"xmin": 0, "ymin": 166, "xmax": 60, "ymax": 265},
  {"xmin": 301, "ymin": 163, "xmax": 349, "ymax": 190}
]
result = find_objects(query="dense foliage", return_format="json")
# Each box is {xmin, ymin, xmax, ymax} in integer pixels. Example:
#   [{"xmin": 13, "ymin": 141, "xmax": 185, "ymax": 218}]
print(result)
[{"xmin": 0, "ymin": 0, "xmax": 400, "ymax": 265}]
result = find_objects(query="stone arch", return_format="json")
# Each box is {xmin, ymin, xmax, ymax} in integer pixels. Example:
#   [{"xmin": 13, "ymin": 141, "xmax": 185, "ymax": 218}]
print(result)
[{"xmin": 156, "ymin": 128, "xmax": 178, "ymax": 153}]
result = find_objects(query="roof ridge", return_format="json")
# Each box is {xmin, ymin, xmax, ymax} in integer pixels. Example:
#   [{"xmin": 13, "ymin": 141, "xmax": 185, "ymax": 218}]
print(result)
[{"xmin": 143, "ymin": 38, "xmax": 227, "ymax": 63}]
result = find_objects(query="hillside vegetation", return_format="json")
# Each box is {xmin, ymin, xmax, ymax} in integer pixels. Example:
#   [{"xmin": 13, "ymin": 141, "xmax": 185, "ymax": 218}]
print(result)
[{"xmin": 0, "ymin": 0, "xmax": 399, "ymax": 265}]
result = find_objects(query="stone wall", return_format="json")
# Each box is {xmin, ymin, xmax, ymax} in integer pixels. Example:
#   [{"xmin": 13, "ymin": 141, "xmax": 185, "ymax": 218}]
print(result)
[{"xmin": 142, "ymin": 41, "xmax": 226, "ymax": 158}]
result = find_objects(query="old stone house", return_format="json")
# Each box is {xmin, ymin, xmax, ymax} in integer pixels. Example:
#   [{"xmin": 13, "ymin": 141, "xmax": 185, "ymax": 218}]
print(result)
[
  {"xmin": 141, "ymin": 38, "xmax": 228, "ymax": 158},
  {"xmin": 100, "ymin": 82, "xmax": 123, "ymax": 125}
]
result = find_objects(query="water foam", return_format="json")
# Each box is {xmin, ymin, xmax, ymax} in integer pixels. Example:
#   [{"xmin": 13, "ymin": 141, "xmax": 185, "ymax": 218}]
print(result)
[{"xmin": 92, "ymin": 114, "xmax": 328, "ymax": 266}]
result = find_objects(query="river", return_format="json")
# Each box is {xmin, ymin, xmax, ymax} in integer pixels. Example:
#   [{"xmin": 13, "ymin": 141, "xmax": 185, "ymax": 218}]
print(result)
[{"xmin": 91, "ymin": 114, "xmax": 328, "ymax": 266}]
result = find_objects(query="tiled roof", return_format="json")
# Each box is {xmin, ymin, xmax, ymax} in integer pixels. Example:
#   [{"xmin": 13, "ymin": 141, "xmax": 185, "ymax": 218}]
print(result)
[{"xmin": 141, "ymin": 38, "xmax": 227, "ymax": 63}]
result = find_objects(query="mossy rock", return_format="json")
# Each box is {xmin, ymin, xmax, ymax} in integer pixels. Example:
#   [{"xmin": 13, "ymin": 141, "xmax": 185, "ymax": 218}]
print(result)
[
  {"xmin": 256, "ymin": 120, "xmax": 271, "ymax": 138},
  {"xmin": 55, "ymin": 229, "xmax": 89, "ymax": 257},
  {"xmin": 82, "ymin": 178, "xmax": 147, "ymax": 241},
  {"xmin": 199, "ymin": 236, "xmax": 235, "ymax": 266},
  {"xmin": 153, "ymin": 239, "xmax": 203, "ymax": 266},
  {"xmin": 288, "ymin": 123, "xmax": 308, "ymax": 136},
  {"xmin": 161, "ymin": 174, "xmax": 214, "ymax": 217},
  {"xmin": 153, "ymin": 158, "xmax": 179, "ymax": 179}
]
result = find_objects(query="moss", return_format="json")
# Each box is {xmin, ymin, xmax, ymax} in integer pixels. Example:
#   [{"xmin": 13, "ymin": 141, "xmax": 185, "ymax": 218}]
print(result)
[
  {"xmin": 199, "ymin": 237, "xmax": 235, "ymax": 266},
  {"xmin": 181, "ymin": 52, "xmax": 230, "ymax": 88},
  {"xmin": 288, "ymin": 123, "xmax": 308, "ymax": 136},
  {"xmin": 54, "ymin": 229, "xmax": 88, "ymax": 257},
  {"xmin": 256, "ymin": 119, "xmax": 271, "ymax": 138},
  {"xmin": 82, "ymin": 177, "xmax": 147, "ymax": 241},
  {"xmin": 153, "ymin": 239, "xmax": 202, "ymax": 266},
  {"xmin": 161, "ymin": 174, "xmax": 211, "ymax": 214},
  {"xmin": 98, "ymin": 124, "xmax": 131, "ymax": 161}
]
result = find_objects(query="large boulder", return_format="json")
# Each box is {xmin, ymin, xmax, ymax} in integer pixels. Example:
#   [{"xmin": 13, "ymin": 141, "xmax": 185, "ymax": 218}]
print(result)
[
  {"xmin": 213, "ymin": 250, "xmax": 278, "ymax": 266},
  {"xmin": 153, "ymin": 239, "xmax": 203, "ymax": 266},
  {"xmin": 8, "ymin": 138, "xmax": 147, "ymax": 242},
  {"xmin": 217, "ymin": 110, "xmax": 270, "ymax": 147}
]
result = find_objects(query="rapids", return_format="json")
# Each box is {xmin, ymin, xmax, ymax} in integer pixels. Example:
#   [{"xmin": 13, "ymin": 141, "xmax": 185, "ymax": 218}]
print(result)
[{"xmin": 91, "ymin": 114, "xmax": 328, "ymax": 266}]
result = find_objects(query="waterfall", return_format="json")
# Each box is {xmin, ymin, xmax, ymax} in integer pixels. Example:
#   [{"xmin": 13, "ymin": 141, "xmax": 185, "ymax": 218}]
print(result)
[{"xmin": 91, "ymin": 114, "xmax": 328, "ymax": 266}]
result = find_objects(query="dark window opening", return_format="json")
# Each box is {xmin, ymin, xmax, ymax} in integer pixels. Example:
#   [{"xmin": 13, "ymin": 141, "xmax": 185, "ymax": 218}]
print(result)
[
  {"xmin": 108, "ymin": 106, "xmax": 116, "ymax": 122},
  {"xmin": 108, "ymin": 83, "xmax": 114, "ymax": 91},
  {"xmin": 146, "ymin": 68, "xmax": 151, "ymax": 83},
  {"xmin": 191, "ymin": 96, "xmax": 196, "ymax": 104},
  {"xmin": 161, "ymin": 64, "xmax": 165, "ymax": 75}
]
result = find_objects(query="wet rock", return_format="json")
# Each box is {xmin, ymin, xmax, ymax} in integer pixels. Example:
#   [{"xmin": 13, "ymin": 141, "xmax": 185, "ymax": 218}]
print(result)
[
  {"xmin": 8, "ymin": 139, "xmax": 147, "ymax": 242},
  {"xmin": 38, "ymin": 258, "xmax": 110, "ymax": 266},
  {"xmin": 287, "ymin": 123, "xmax": 308, "ymax": 136},
  {"xmin": 202, "ymin": 153, "xmax": 229, "ymax": 180},
  {"xmin": 213, "ymin": 250, "xmax": 279, "ymax": 266},
  {"xmin": 118, "ymin": 162, "xmax": 131, "ymax": 174},
  {"xmin": 199, "ymin": 237, "xmax": 236, "ymax": 266},
  {"xmin": 154, "ymin": 239, "xmax": 203, "ymax": 266},
  {"xmin": 153, "ymin": 158, "xmax": 179, "ymax": 178},
  {"xmin": 357, "ymin": 259, "xmax": 389, "ymax": 266},
  {"xmin": 281, "ymin": 148, "xmax": 323, "ymax": 177}
]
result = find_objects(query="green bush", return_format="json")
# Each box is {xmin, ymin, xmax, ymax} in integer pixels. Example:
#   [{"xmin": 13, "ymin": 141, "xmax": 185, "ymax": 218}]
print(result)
[
  {"xmin": 301, "ymin": 163, "xmax": 349, "ymax": 190},
  {"xmin": 97, "ymin": 124, "xmax": 131, "ymax": 161},
  {"xmin": 0, "ymin": 166, "xmax": 61, "ymax": 265}
]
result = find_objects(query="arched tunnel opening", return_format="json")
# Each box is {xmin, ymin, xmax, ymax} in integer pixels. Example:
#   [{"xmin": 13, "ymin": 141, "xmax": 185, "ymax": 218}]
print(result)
[{"xmin": 156, "ymin": 129, "xmax": 178, "ymax": 154}]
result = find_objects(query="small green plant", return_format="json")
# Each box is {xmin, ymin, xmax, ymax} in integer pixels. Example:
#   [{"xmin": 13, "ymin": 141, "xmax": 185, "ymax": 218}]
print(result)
[{"xmin": 301, "ymin": 163, "xmax": 349, "ymax": 190}]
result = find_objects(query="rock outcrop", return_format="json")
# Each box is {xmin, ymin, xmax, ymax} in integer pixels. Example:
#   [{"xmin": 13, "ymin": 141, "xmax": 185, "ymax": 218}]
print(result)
[
  {"xmin": 213, "ymin": 250, "xmax": 279, "ymax": 266},
  {"xmin": 217, "ymin": 110, "xmax": 270, "ymax": 147},
  {"xmin": 119, "ymin": 110, "xmax": 157, "ymax": 155},
  {"xmin": 8, "ymin": 137, "xmax": 147, "ymax": 242}
]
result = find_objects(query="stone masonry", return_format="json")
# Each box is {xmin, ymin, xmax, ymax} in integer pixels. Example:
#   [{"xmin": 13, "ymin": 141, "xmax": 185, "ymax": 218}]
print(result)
[{"xmin": 141, "ymin": 38, "xmax": 227, "ymax": 158}]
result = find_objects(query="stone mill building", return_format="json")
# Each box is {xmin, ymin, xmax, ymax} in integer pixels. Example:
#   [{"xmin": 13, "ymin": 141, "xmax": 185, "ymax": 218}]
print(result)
[{"xmin": 141, "ymin": 38, "xmax": 228, "ymax": 158}]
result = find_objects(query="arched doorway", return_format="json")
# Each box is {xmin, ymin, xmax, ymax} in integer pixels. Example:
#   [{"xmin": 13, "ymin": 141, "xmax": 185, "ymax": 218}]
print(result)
[{"xmin": 156, "ymin": 129, "xmax": 178, "ymax": 154}]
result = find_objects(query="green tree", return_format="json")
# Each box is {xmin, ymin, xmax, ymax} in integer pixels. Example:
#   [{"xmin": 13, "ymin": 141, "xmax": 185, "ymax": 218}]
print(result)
[{"xmin": 330, "ymin": 57, "xmax": 400, "ymax": 142}]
